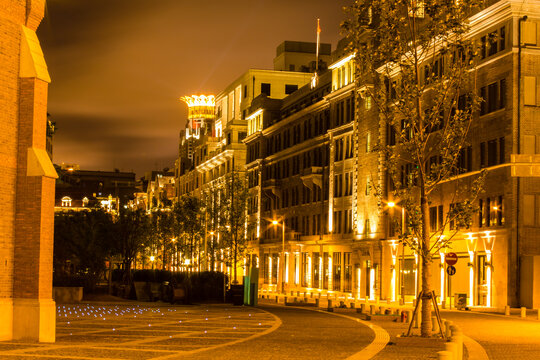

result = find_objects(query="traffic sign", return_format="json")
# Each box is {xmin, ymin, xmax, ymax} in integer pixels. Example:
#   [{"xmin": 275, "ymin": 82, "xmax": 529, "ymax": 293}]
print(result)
[
  {"xmin": 445, "ymin": 252, "xmax": 458, "ymax": 266},
  {"xmin": 446, "ymin": 265, "xmax": 456, "ymax": 276}
]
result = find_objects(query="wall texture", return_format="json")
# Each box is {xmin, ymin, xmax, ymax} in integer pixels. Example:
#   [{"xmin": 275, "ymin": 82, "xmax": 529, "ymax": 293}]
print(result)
[{"xmin": 0, "ymin": 0, "xmax": 57, "ymax": 342}]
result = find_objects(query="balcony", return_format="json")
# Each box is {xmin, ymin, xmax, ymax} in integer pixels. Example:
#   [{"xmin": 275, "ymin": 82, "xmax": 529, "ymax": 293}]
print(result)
[
  {"xmin": 301, "ymin": 166, "xmax": 323, "ymax": 189},
  {"xmin": 262, "ymin": 178, "xmax": 281, "ymax": 197}
]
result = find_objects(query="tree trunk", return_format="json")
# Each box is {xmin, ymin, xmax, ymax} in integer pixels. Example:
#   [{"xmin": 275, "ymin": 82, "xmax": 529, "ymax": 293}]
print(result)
[{"xmin": 420, "ymin": 195, "xmax": 432, "ymax": 337}]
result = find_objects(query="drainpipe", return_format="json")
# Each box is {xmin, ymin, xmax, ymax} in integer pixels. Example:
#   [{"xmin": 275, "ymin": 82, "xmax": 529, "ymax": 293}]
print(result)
[{"xmin": 516, "ymin": 15, "xmax": 527, "ymax": 306}]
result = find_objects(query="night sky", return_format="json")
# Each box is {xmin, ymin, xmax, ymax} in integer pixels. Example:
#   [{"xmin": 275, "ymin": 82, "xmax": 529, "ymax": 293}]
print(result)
[{"xmin": 38, "ymin": 0, "xmax": 348, "ymax": 177}]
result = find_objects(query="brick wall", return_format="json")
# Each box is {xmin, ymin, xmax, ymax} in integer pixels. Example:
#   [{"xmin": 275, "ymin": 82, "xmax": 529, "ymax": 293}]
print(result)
[{"xmin": 0, "ymin": 0, "xmax": 52, "ymax": 303}]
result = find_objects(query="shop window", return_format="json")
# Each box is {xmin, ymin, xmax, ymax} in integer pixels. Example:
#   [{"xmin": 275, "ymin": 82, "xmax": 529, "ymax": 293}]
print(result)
[
  {"xmin": 344, "ymin": 253, "xmax": 352, "ymax": 292},
  {"xmin": 312, "ymin": 253, "xmax": 320, "ymax": 288},
  {"xmin": 333, "ymin": 252, "xmax": 342, "ymax": 291}
]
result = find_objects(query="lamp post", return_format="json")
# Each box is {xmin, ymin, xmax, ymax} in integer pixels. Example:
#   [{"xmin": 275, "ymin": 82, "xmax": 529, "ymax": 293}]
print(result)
[
  {"xmin": 273, "ymin": 219, "xmax": 286, "ymax": 294},
  {"xmin": 388, "ymin": 201, "xmax": 406, "ymax": 304}
]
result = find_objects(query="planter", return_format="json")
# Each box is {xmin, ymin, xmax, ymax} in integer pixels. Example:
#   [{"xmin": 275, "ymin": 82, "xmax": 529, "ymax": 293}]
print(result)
[{"xmin": 53, "ymin": 287, "xmax": 83, "ymax": 303}]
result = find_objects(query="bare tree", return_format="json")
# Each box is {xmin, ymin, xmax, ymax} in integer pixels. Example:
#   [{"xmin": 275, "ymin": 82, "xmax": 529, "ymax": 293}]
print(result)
[{"xmin": 344, "ymin": 0, "xmax": 485, "ymax": 336}]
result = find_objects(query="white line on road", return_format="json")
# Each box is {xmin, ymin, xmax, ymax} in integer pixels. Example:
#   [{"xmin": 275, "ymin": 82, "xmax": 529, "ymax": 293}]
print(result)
[{"xmin": 316, "ymin": 310, "xmax": 389, "ymax": 360}]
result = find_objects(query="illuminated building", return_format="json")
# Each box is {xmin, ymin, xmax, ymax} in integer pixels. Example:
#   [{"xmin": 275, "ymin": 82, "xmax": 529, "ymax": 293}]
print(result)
[
  {"xmin": 175, "ymin": 41, "xmax": 325, "ymax": 275},
  {"xmin": 247, "ymin": 1, "xmax": 540, "ymax": 310},
  {"xmin": 54, "ymin": 165, "xmax": 137, "ymax": 214}
]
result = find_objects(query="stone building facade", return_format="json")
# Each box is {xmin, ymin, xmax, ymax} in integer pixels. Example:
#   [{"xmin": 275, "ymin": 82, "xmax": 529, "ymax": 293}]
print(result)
[
  {"xmin": 247, "ymin": 0, "xmax": 540, "ymax": 309},
  {"xmin": 0, "ymin": 0, "xmax": 57, "ymax": 342}
]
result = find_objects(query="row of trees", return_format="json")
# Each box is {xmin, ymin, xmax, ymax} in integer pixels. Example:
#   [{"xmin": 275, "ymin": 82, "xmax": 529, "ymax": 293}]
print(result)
[{"xmin": 54, "ymin": 173, "xmax": 251, "ymax": 289}]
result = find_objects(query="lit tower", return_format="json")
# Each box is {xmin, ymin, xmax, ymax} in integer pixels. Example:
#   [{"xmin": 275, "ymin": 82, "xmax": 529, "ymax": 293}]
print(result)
[{"xmin": 180, "ymin": 95, "xmax": 215, "ymax": 139}]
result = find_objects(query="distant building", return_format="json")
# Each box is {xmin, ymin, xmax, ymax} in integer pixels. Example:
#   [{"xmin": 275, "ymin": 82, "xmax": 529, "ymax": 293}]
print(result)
[
  {"xmin": 55, "ymin": 164, "xmax": 137, "ymax": 214},
  {"xmin": 141, "ymin": 169, "xmax": 175, "ymax": 212}
]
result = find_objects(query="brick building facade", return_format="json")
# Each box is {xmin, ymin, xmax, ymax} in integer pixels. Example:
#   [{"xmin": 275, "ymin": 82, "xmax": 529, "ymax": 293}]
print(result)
[
  {"xmin": 0, "ymin": 0, "xmax": 57, "ymax": 341},
  {"xmin": 247, "ymin": 0, "xmax": 540, "ymax": 310}
]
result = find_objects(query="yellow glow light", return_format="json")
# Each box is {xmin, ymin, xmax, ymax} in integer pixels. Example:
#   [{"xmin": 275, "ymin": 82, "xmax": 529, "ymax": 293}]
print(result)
[
  {"xmin": 150, "ymin": 256, "xmax": 155, "ymax": 262},
  {"xmin": 180, "ymin": 95, "xmax": 215, "ymax": 107},
  {"xmin": 272, "ymin": 220, "xmax": 278, "ymax": 225},
  {"xmin": 387, "ymin": 201, "xmax": 395, "ymax": 208}
]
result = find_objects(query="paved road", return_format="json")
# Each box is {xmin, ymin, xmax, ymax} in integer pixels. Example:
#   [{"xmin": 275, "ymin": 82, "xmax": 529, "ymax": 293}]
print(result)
[
  {"xmin": 0, "ymin": 303, "xmax": 376, "ymax": 360},
  {"xmin": 441, "ymin": 310, "xmax": 540, "ymax": 360},
  {"xmin": 186, "ymin": 305, "xmax": 375, "ymax": 360}
]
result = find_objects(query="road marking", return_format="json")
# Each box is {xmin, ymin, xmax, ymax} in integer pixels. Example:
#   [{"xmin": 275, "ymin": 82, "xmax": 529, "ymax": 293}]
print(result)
[
  {"xmin": 267, "ymin": 303, "xmax": 389, "ymax": 359},
  {"xmin": 150, "ymin": 307, "xmax": 282, "ymax": 359},
  {"xmin": 316, "ymin": 310, "xmax": 389, "ymax": 360}
]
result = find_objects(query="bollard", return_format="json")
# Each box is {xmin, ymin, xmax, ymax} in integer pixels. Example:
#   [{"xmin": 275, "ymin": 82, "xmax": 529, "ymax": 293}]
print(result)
[
  {"xmin": 445, "ymin": 342, "xmax": 457, "ymax": 360},
  {"xmin": 504, "ymin": 305, "xmax": 510, "ymax": 316},
  {"xmin": 360, "ymin": 304, "xmax": 366, "ymax": 314},
  {"xmin": 413, "ymin": 311, "xmax": 420, "ymax": 328},
  {"xmin": 370, "ymin": 305, "xmax": 376, "ymax": 315},
  {"xmin": 315, "ymin": 298, "xmax": 320, "ymax": 307},
  {"xmin": 350, "ymin": 302, "xmax": 355, "ymax": 309},
  {"xmin": 379, "ymin": 306, "xmax": 385, "ymax": 315},
  {"xmin": 445, "ymin": 320, "xmax": 453, "ymax": 339},
  {"xmin": 452, "ymin": 332, "xmax": 464, "ymax": 360},
  {"xmin": 293, "ymin": 297, "xmax": 297, "ymax": 303},
  {"xmin": 521, "ymin": 307, "xmax": 527, "ymax": 318},
  {"xmin": 327, "ymin": 299, "xmax": 333, "ymax": 312},
  {"xmin": 437, "ymin": 351, "xmax": 454, "ymax": 360},
  {"xmin": 387, "ymin": 298, "xmax": 391, "ymax": 304},
  {"xmin": 432, "ymin": 316, "xmax": 440, "ymax": 333},
  {"xmin": 405, "ymin": 310, "xmax": 413, "ymax": 324},
  {"xmin": 275, "ymin": 296, "xmax": 279, "ymax": 303},
  {"xmin": 284, "ymin": 296, "xmax": 288, "ymax": 304}
]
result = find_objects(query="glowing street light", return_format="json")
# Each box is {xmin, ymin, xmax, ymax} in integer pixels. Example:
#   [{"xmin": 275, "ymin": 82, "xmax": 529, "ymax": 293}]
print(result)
[{"xmin": 272, "ymin": 219, "xmax": 286, "ymax": 294}]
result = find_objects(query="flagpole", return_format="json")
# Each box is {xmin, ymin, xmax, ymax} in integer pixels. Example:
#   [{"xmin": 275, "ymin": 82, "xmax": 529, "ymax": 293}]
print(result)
[{"xmin": 316, "ymin": 18, "xmax": 320, "ymax": 72}]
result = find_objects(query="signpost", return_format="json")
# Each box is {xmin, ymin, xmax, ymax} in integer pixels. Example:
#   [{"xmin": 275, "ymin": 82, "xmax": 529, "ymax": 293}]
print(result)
[
  {"xmin": 444, "ymin": 252, "xmax": 458, "ymax": 308},
  {"xmin": 445, "ymin": 252, "xmax": 458, "ymax": 266}
]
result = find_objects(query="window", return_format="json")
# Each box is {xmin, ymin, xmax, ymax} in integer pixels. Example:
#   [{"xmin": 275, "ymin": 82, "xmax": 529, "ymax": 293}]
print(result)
[
  {"xmin": 479, "ymin": 199, "xmax": 484, "ymax": 227},
  {"xmin": 344, "ymin": 253, "xmax": 352, "ymax": 292},
  {"xmin": 261, "ymin": 83, "xmax": 271, "ymax": 96},
  {"xmin": 481, "ymin": 138, "xmax": 505, "ymax": 168},
  {"xmin": 481, "ymin": 26, "xmax": 506, "ymax": 59},
  {"xmin": 429, "ymin": 205, "xmax": 444, "ymax": 231},
  {"xmin": 456, "ymin": 146, "xmax": 472, "ymax": 174},
  {"xmin": 480, "ymin": 79, "xmax": 506, "ymax": 115},
  {"xmin": 285, "ymin": 84, "xmax": 298, "ymax": 95},
  {"xmin": 312, "ymin": 253, "xmax": 320, "ymax": 288},
  {"xmin": 333, "ymin": 253, "xmax": 341, "ymax": 291},
  {"xmin": 487, "ymin": 140, "xmax": 498, "ymax": 166}
]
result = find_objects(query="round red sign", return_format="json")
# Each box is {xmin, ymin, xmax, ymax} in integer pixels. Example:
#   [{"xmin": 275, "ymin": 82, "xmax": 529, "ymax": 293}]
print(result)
[{"xmin": 445, "ymin": 252, "xmax": 458, "ymax": 266}]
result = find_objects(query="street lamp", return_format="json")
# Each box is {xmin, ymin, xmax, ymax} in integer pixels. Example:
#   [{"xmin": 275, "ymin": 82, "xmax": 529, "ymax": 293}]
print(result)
[
  {"xmin": 388, "ymin": 201, "xmax": 406, "ymax": 304},
  {"xmin": 272, "ymin": 219, "xmax": 286, "ymax": 294}
]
